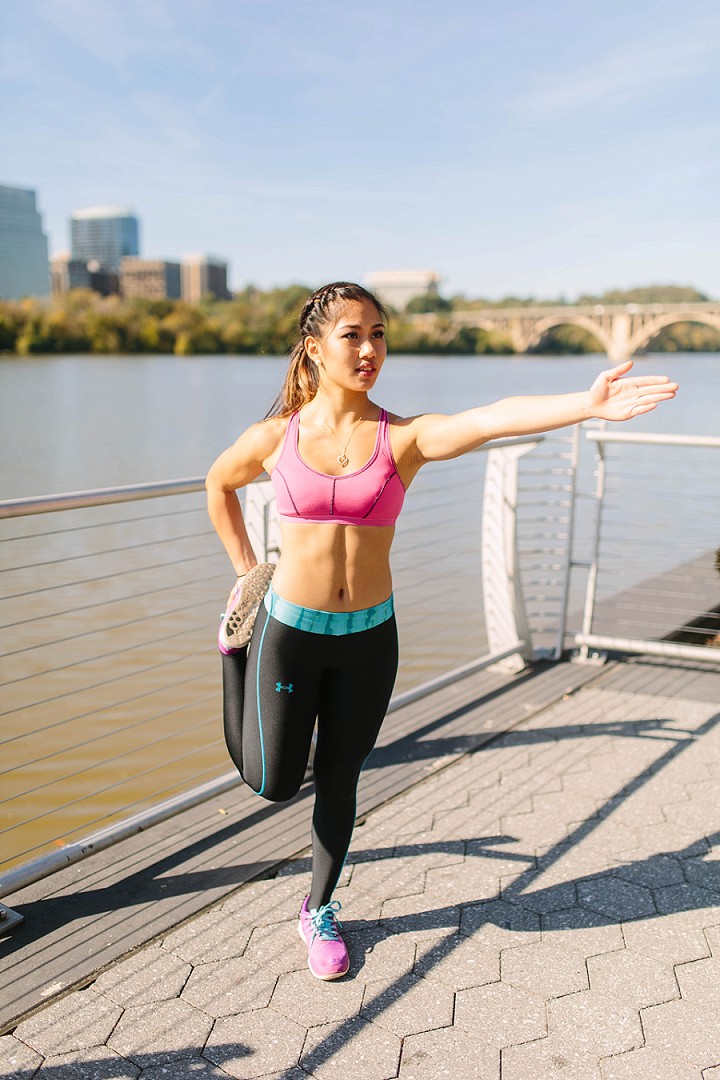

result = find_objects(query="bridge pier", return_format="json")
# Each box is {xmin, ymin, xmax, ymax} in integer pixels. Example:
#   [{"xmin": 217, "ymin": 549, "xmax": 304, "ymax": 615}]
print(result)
[{"xmin": 608, "ymin": 313, "xmax": 631, "ymax": 364}]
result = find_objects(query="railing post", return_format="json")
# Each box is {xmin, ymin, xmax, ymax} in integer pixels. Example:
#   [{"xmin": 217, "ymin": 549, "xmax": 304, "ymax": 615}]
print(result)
[
  {"xmin": 244, "ymin": 479, "xmax": 282, "ymax": 562},
  {"xmin": 577, "ymin": 433, "xmax": 607, "ymax": 662},
  {"xmin": 481, "ymin": 443, "xmax": 537, "ymax": 672}
]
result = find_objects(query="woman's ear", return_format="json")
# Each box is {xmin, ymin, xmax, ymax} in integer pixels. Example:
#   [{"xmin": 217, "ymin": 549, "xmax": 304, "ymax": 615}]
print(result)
[{"xmin": 305, "ymin": 335, "xmax": 321, "ymax": 365}]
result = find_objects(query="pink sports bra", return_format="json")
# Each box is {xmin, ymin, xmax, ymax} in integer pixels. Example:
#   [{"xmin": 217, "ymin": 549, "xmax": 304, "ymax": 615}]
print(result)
[{"xmin": 270, "ymin": 408, "xmax": 406, "ymax": 527}]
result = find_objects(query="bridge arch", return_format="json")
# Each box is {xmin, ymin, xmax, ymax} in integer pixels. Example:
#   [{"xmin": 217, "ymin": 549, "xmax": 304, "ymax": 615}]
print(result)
[
  {"xmin": 523, "ymin": 315, "xmax": 613, "ymax": 357},
  {"xmin": 628, "ymin": 312, "xmax": 720, "ymax": 355}
]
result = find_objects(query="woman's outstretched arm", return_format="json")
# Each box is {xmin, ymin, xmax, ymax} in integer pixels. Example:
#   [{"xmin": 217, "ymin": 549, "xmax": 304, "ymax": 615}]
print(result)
[{"xmin": 412, "ymin": 360, "xmax": 678, "ymax": 462}]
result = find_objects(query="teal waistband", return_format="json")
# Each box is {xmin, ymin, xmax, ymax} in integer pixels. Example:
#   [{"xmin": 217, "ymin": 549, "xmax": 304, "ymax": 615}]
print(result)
[{"xmin": 264, "ymin": 588, "xmax": 394, "ymax": 636}]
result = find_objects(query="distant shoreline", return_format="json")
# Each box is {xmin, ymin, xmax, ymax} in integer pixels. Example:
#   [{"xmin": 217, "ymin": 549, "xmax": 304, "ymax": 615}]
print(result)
[{"xmin": 2, "ymin": 285, "xmax": 718, "ymax": 357}]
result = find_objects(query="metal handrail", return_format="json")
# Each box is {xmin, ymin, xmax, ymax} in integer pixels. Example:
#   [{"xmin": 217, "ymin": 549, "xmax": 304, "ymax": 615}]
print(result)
[
  {"xmin": 0, "ymin": 478, "xmax": 206, "ymax": 519},
  {"xmin": 585, "ymin": 431, "xmax": 720, "ymax": 448}
]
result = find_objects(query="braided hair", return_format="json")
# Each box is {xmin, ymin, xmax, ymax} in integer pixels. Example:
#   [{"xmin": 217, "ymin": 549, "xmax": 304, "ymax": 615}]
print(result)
[{"xmin": 266, "ymin": 282, "xmax": 388, "ymax": 418}]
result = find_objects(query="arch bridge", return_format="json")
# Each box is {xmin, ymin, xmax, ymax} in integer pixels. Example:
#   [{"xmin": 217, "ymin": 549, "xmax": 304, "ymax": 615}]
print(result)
[{"xmin": 412, "ymin": 302, "xmax": 720, "ymax": 361}]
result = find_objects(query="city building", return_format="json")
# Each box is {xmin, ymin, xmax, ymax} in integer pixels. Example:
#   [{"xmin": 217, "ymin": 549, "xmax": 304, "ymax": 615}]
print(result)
[
  {"xmin": 70, "ymin": 206, "xmax": 140, "ymax": 273},
  {"xmin": 181, "ymin": 254, "xmax": 231, "ymax": 301},
  {"xmin": 364, "ymin": 270, "xmax": 441, "ymax": 311},
  {"xmin": 0, "ymin": 184, "xmax": 50, "ymax": 298},
  {"xmin": 120, "ymin": 258, "xmax": 181, "ymax": 300},
  {"xmin": 50, "ymin": 252, "xmax": 92, "ymax": 294}
]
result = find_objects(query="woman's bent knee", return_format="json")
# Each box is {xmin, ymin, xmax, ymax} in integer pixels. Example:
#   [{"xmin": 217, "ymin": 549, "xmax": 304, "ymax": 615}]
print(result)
[{"xmin": 244, "ymin": 772, "xmax": 303, "ymax": 803}]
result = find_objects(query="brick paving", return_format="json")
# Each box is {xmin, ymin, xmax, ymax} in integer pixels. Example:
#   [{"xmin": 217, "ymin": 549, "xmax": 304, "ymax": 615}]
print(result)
[{"xmin": 2, "ymin": 673, "xmax": 720, "ymax": 1079}]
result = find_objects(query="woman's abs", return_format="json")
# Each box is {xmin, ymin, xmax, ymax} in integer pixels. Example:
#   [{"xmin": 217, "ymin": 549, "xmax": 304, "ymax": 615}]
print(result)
[{"xmin": 271, "ymin": 520, "xmax": 395, "ymax": 611}]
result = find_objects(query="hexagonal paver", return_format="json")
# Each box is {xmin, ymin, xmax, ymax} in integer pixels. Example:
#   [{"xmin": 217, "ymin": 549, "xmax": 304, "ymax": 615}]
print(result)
[
  {"xmin": 108, "ymin": 999, "xmax": 212, "ymax": 1067},
  {"xmin": 271, "ymin": 969, "xmax": 364, "ymax": 1027},
  {"xmin": 0, "ymin": 1034, "xmax": 42, "ymax": 1078},
  {"xmin": 706, "ymin": 925, "xmax": 720, "ymax": 956},
  {"xmin": 345, "ymin": 857, "xmax": 424, "ymax": 900},
  {"xmin": 683, "ymin": 855, "xmax": 720, "ymax": 894},
  {"xmin": 94, "ymin": 946, "xmax": 191, "ymax": 1006},
  {"xmin": 642, "ymin": 999, "xmax": 720, "ymax": 1068},
  {"xmin": 510, "ymin": 879, "xmax": 577, "ymax": 914},
  {"xmin": 587, "ymin": 949, "xmax": 679, "ymax": 1009},
  {"xmin": 502, "ymin": 1035, "xmax": 602, "ymax": 1080},
  {"xmin": 347, "ymin": 926, "xmax": 417, "ymax": 982},
  {"xmin": 414, "ymin": 932, "xmax": 500, "ymax": 989},
  {"xmin": 703, "ymin": 1067, "xmax": 720, "ymax": 1079},
  {"xmin": 205, "ymin": 1009, "xmax": 307, "ymax": 1078},
  {"xmin": 181, "ymin": 955, "xmax": 277, "ymax": 1017},
  {"xmin": 400, "ymin": 1026, "xmax": 500, "ymax": 1079},
  {"xmin": 577, "ymin": 876, "xmax": 656, "ymax": 920},
  {"xmin": 600, "ymin": 1046, "xmax": 699, "ymax": 1080},
  {"xmin": 654, "ymin": 881, "xmax": 720, "ymax": 916},
  {"xmin": 34, "ymin": 1046, "xmax": 139, "ymax": 1079},
  {"xmin": 161, "ymin": 908, "xmax": 252, "ymax": 963},
  {"xmin": 380, "ymin": 893, "xmax": 461, "ymax": 941},
  {"xmin": 13, "ymin": 988, "xmax": 122, "ymax": 1057},
  {"xmin": 423, "ymin": 861, "xmax": 500, "ymax": 904},
  {"xmin": 615, "ymin": 854, "xmax": 685, "ymax": 889},
  {"xmin": 301, "ymin": 1015, "xmax": 401, "ymax": 1080},
  {"xmin": 540, "ymin": 906, "xmax": 625, "ymax": 957},
  {"xmin": 242, "ymin": 919, "xmax": 306, "ymax": 975},
  {"xmin": 459, "ymin": 898, "xmax": 540, "ymax": 948},
  {"xmin": 677, "ymin": 956, "xmax": 720, "ymax": 1012},
  {"xmin": 548, "ymin": 990, "xmax": 643, "ymax": 1056},
  {"xmin": 361, "ymin": 971, "xmax": 454, "ymax": 1037},
  {"xmin": 455, "ymin": 982, "xmax": 546, "ymax": 1047},
  {"xmin": 501, "ymin": 940, "xmax": 588, "ymax": 999},
  {"xmin": 220, "ymin": 875, "xmax": 307, "ymax": 925},
  {"xmin": 623, "ymin": 913, "xmax": 712, "ymax": 965},
  {"xmin": 139, "ymin": 1061, "xmax": 233, "ymax": 1079}
]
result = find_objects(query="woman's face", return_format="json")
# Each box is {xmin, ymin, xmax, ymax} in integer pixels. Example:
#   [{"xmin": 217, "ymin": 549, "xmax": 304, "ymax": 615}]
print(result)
[{"xmin": 307, "ymin": 299, "xmax": 387, "ymax": 394}]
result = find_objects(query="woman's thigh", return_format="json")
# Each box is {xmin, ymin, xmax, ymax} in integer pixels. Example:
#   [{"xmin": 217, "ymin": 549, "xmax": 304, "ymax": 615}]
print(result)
[{"xmin": 313, "ymin": 616, "xmax": 399, "ymax": 793}]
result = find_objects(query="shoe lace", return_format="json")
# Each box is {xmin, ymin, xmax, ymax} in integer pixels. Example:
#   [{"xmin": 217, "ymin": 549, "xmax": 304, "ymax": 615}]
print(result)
[{"xmin": 309, "ymin": 900, "xmax": 343, "ymax": 942}]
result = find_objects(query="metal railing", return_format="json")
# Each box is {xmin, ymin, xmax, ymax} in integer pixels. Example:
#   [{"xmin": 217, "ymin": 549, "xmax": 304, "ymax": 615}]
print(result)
[
  {"xmin": 573, "ymin": 429, "xmax": 720, "ymax": 663},
  {"xmin": 4, "ymin": 425, "xmax": 714, "ymax": 918},
  {"xmin": 0, "ymin": 437, "xmax": 545, "ymax": 911}
]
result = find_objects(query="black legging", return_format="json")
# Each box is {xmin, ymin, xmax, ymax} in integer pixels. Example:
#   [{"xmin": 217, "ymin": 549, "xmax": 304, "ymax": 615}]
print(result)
[{"xmin": 222, "ymin": 598, "xmax": 398, "ymax": 908}]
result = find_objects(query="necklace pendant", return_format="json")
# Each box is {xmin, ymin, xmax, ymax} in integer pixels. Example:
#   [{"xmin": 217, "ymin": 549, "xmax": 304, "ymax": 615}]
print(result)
[{"xmin": 338, "ymin": 453, "xmax": 350, "ymax": 468}]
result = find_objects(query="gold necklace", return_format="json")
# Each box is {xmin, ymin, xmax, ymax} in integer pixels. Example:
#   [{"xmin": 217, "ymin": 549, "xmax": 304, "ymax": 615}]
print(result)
[{"xmin": 316, "ymin": 408, "xmax": 367, "ymax": 468}]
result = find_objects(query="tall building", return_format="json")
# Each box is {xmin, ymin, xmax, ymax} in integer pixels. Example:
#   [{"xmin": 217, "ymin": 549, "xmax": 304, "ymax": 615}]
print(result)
[
  {"xmin": 0, "ymin": 184, "xmax": 50, "ymax": 298},
  {"xmin": 50, "ymin": 251, "xmax": 92, "ymax": 294},
  {"xmin": 70, "ymin": 206, "xmax": 140, "ymax": 273},
  {"xmin": 364, "ymin": 270, "xmax": 441, "ymax": 311},
  {"xmin": 120, "ymin": 258, "xmax": 181, "ymax": 300},
  {"xmin": 181, "ymin": 254, "xmax": 231, "ymax": 301}
]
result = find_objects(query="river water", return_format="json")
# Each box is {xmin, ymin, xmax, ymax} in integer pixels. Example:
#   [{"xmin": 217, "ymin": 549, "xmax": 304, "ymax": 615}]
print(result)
[
  {"xmin": 1, "ymin": 351, "xmax": 718, "ymax": 498},
  {"xmin": 1, "ymin": 352, "xmax": 718, "ymax": 874}
]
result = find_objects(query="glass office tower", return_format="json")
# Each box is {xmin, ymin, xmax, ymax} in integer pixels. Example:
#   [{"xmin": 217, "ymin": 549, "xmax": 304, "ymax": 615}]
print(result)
[
  {"xmin": 0, "ymin": 184, "xmax": 50, "ymax": 298},
  {"xmin": 70, "ymin": 206, "xmax": 140, "ymax": 272}
]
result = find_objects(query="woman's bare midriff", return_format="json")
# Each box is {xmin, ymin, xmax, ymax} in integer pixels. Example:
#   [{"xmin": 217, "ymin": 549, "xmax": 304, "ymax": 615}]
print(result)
[{"xmin": 270, "ymin": 521, "xmax": 395, "ymax": 611}]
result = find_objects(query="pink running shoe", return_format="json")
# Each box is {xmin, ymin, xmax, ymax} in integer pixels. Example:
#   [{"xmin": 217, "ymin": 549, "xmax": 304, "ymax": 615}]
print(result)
[
  {"xmin": 298, "ymin": 896, "xmax": 350, "ymax": 980},
  {"xmin": 217, "ymin": 562, "xmax": 275, "ymax": 655}
]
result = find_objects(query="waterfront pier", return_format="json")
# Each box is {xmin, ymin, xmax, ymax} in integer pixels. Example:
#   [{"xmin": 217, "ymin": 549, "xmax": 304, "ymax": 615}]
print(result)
[{"xmin": 1, "ymin": 428, "xmax": 718, "ymax": 1078}]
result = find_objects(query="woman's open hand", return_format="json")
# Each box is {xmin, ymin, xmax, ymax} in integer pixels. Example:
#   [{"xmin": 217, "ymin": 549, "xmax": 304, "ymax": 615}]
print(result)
[{"xmin": 589, "ymin": 360, "xmax": 678, "ymax": 421}]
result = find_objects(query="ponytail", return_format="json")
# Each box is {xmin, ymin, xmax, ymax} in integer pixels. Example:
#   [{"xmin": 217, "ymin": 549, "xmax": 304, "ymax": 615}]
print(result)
[{"xmin": 265, "ymin": 338, "xmax": 319, "ymax": 418}]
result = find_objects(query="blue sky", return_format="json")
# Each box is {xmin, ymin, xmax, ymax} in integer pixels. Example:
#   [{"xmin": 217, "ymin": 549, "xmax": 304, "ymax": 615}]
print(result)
[{"xmin": 3, "ymin": 0, "xmax": 719, "ymax": 298}]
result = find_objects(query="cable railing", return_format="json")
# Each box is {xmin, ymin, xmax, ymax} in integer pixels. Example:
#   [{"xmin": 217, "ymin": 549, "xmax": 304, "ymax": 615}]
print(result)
[
  {"xmin": 3, "ymin": 426, "xmax": 713, "ymax": 917},
  {"xmin": 0, "ymin": 438, "xmax": 543, "ymax": 906},
  {"xmin": 573, "ymin": 430, "xmax": 720, "ymax": 663}
]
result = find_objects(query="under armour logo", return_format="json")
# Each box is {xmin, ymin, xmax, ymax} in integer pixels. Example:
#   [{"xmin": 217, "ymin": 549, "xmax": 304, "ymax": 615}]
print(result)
[{"xmin": 275, "ymin": 682, "xmax": 294, "ymax": 693}]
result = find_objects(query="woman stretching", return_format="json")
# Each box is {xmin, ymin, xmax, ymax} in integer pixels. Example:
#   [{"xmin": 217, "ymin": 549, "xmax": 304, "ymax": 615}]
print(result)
[{"xmin": 206, "ymin": 281, "xmax": 677, "ymax": 980}]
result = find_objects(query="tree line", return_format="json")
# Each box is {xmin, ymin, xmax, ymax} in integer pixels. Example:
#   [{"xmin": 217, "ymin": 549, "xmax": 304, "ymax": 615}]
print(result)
[{"xmin": 1, "ymin": 284, "xmax": 718, "ymax": 357}]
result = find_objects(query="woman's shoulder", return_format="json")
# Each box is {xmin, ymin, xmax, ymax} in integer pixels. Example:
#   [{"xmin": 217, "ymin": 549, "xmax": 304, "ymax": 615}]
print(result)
[{"xmin": 227, "ymin": 414, "xmax": 291, "ymax": 461}]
